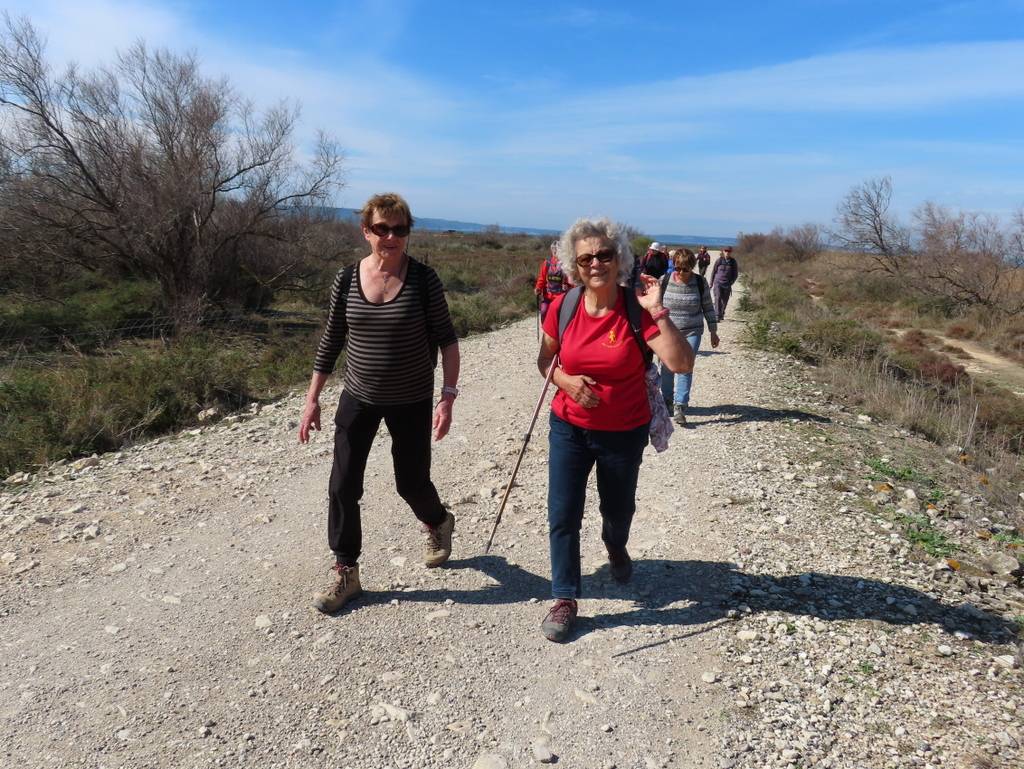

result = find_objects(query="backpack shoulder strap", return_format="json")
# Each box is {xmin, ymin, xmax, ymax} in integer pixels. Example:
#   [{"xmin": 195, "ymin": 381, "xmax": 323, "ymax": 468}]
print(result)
[
  {"xmin": 340, "ymin": 264, "xmax": 355, "ymax": 315},
  {"xmin": 410, "ymin": 256, "xmax": 441, "ymax": 366},
  {"xmin": 623, "ymin": 288, "xmax": 653, "ymax": 365},
  {"xmin": 557, "ymin": 286, "xmax": 584, "ymax": 342}
]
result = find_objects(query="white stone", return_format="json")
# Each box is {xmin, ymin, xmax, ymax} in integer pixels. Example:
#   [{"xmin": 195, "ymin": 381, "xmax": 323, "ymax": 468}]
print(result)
[{"xmin": 472, "ymin": 753, "xmax": 509, "ymax": 769}]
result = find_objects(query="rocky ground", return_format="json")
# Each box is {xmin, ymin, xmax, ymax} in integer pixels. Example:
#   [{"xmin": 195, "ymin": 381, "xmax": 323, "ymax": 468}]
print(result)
[{"xmin": 2, "ymin": 282, "xmax": 1022, "ymax": 769}]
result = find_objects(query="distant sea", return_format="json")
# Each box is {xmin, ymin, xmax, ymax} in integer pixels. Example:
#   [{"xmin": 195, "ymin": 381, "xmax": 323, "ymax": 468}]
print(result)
[{"xmin": 327, "ymin": 208, "xmax": 736, "ymax": 247}]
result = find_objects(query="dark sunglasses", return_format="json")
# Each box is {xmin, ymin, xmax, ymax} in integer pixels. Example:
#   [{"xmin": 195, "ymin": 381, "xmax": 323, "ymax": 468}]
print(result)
[
  {"xmin": 575, "ymin": 248, "xmax": 617, "ymax": 266},
  {"xmin": 368, "ymin": 222, "xmax": 411, "ymax": 238}
]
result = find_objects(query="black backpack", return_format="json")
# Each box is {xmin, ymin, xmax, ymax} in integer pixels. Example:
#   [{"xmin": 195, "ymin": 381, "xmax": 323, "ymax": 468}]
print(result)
[
  {"xmin": 337, "ymin": 256, "xmax": 440, "ymax": 367},
  {"xmin": 556, "ymin": 285, "xmax": 653, "ymax": 365}
]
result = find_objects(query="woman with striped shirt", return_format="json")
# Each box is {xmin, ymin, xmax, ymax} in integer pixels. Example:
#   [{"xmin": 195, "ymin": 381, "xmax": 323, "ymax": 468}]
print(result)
[{"xmin": 298, "ymin": 193, "xmax": 461, "ymax": 614}]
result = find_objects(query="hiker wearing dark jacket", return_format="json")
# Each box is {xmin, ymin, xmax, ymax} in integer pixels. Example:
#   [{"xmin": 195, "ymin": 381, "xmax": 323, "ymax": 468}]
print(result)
[
  {"xmin": 299, "ymin": 192, "xmax": 460, "ymax": 615},
  {"xmin": 659, "ymin": 249, "xmax": 719, "ymax": 425},
  {"xmin": 639, "ymin": 241, "xmax": 669, "ymax": 280},
  {"xmin": 535, "ymin": 218, "xmax": 694, "ymax": 643},
  {"xmin": 709, "ymin": 246, "xmax": 739, "ymax": 320},
  {"xmin": 696, "ymin": 245, "xmax": 712, "ymax": 278}
]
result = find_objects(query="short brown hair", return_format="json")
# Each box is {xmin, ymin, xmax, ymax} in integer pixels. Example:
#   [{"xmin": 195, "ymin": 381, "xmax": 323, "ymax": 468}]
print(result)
[
  {"xmin": 359, "ymin": 192, "xmax": 415, "ymax": 230},
  {"xmin": 672, "ymin": 248, "xmax": 697, "ymax": 272}
]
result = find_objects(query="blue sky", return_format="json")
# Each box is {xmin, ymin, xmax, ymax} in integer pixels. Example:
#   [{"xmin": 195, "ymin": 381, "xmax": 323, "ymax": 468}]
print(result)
[{"xmin": 6, "ymin": 0, "xmax": 1024, "ymax": 237}]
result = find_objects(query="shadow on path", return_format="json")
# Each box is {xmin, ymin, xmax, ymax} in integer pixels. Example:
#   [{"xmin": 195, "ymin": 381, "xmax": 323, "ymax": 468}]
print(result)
[
  {"xmin": 685, "ymin": 403, "xmax": 830, "ymax": 427},
  {"xmin": 347, "ymin": 555, "xmax": 1019, "ymax": 646}
]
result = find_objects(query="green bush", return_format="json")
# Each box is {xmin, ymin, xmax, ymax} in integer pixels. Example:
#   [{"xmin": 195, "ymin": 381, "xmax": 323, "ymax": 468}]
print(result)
[
  {"xmin": 0, "ymin": 334, "xmax": 270, "ymax": 476},
  {"xmin": 0, "ymin": 280, "xmax": 163, "ymax": 348},
  {"xmin": 800, "ymin": 317, "xmax": 883, "ymax": 360}
]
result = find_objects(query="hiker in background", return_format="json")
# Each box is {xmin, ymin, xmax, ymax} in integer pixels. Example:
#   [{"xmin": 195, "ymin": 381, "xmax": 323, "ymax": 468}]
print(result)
[
  {"xmin": 298, "ymin": 192, "xmax": 461, "ymax": 614},
  {"xmin": 639, "ymin": 241, "xmax": 669, "ymax": 280},
  {"xmin": 659, "ymin": 248, "xmax": 719, "ymax": 426},
  {"xmin": 696, "ymin": 245, "xmax": 712, "ymax": 278},
  {"xmin": 534, "ymin": 240, "xmax": 569, "ymax": 322},
  {"xmin": 709, "ymin": 245, "xmax": 739, "ymax": 321},
  {"xmin": 535, "ymin": 217, "xmax": 694, "ymax": 642}
]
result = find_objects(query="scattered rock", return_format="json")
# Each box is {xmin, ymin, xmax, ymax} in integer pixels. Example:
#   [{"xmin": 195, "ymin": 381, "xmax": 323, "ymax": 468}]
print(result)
[{"xmin": 471, "ymin": 753, "xmax": 508, "ymax": 769}]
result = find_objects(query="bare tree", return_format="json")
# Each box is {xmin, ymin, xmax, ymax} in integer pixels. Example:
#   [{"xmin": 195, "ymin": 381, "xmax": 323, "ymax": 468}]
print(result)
[
  {"xmin": 832, "ymin": 177, "xmax": 910, "ymax": 275},
  {"xmin": 913, "ymin": 202, "xmax": 1024, "ymax": 316},
  {"xmin": 782, "ymin": 222, "xmax": 823, "ymax": 262},
  {"xmin": 0, "ymin": 15, "xmax": 343, "ymax": 328}
]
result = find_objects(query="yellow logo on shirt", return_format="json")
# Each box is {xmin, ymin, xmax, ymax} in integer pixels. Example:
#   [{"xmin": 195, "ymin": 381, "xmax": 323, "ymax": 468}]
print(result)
[{"xmin": 602, "ymin": 328, "xmax": 623, "ymax": 348}]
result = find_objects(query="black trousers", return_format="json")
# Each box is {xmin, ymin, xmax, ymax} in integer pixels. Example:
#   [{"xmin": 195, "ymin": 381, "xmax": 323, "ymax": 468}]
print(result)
[
  {"xmin": 328, "ymin": 391, "xmax": 446, "ymax": 565},
  {"xmin": 714, "ymin": 284, "xmax": 733, "ymax": 320}
]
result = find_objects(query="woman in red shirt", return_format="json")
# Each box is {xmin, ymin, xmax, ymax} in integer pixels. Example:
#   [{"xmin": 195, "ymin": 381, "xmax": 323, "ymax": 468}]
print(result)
[{"xmin": 536, "ymin": 218, "xmax": 694, "ymax": 642}]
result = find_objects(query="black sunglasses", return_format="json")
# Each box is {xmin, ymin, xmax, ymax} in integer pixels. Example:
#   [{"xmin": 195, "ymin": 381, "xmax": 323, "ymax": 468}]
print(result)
[
  {"xmin": 368, "ymin": 222, "xmax": 411, "ymax": 238},
  {"xmin": 575, "ymin": 248, "xmax": 617, "ymax": 266}
]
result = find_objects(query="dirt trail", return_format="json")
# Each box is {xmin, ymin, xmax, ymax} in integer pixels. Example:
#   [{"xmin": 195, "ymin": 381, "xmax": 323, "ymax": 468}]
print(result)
[
  {"xmin": 2, "ymin": 280, "xmax": 1021, "ymax": 769},
  {"xmin": 891, "ymin": 327, "xmax": 1024, "ymax": 396}
]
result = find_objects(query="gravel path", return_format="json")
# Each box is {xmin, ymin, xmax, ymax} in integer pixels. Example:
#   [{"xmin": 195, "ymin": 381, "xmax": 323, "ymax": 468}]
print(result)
[{"xmin": 2, "ymin": 281, "xmax": 1021, "ymax": 769}]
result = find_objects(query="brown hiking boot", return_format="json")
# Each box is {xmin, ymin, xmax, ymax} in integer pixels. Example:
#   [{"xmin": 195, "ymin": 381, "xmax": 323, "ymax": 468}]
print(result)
[
  {"xmin": 423, "ymin": 511, "xmax": 455, "ymax": 568},
  {"xmin": 541, "ymin": 599, "xmax": 578, "ymax": 642},
  {"xmin": 607, "ymin": 546, "xmax": 633, "ymax": 584},
  {"xmin": 312, "ymin": 562, "xmax": 362, "ymax": 614}
]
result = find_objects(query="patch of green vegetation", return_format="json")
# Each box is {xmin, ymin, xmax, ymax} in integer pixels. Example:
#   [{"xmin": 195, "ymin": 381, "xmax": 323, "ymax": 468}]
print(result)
[
  {"xmin": 897, "ymin": 511, "xmax": 957, "ymax": 558},
  {"xmin": 993, "ymin": 532, "xmax": 1024, "ymax": 547},
  {"xmin": 864, "ymin": 457, "xmax": 936, "ymax": 488},
  {"xmin": 857, "ymin": 661, "xmax": 876, "ymax": 675},
  {"xmin": 0, "ymin": 279, "xmax": 163, "ymax": 350}
]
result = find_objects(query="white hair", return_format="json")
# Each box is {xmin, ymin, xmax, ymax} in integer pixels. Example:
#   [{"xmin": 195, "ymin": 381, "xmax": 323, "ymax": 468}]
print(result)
[{"xmin": 557, "ymin": 217, "xmax": 634, "ymax": 286}]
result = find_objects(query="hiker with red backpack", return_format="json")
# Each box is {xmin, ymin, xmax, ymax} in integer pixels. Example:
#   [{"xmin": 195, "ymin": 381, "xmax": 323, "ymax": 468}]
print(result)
[
  {"xmin": 535, "ymin": 218, "xmax": 694, "ymax": 642},
  {"xmin": 534, "ymin": 240, "xmax": 570, "ymax": 322},
  {"xmin": 298, "ymin": 192, "xmax": 461, "ymax": 614}
]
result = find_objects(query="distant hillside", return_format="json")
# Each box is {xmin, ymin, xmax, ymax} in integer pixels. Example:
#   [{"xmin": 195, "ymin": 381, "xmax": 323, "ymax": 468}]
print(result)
[{"xmin": 326, "ymin": 208, "xmax": 735, "ymax": 246}]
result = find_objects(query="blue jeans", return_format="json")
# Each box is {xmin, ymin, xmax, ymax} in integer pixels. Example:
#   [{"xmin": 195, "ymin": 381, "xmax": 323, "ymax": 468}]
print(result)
[
  {"xmin": 660, "ymin": 332, "xmax": 702, "ymax": 406},
  {"xmin": 547, "ymin": 413, "xmax": 649, "ymax": 599}
]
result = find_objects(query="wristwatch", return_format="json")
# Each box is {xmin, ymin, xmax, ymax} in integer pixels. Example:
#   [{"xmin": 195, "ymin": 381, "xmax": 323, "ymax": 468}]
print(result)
[{"xmin": 440, "ymin": 385, "xmax": 459, "ymax": 400}]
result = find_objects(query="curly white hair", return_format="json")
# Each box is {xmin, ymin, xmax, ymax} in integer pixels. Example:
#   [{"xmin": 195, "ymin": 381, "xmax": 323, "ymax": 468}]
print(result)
[{"xmin": 556, "ymin": 217, "xmax": 634, "ymax": 287}]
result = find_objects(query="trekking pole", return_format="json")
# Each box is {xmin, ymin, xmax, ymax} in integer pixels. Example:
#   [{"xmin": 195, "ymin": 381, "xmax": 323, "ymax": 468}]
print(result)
[
  {"xmin": 484, "ymin": 355, "xmax": 558, "ymax": 554},
  {"xmin": 536, "ymin": 295, "xmax": 542, "ymax": 342}
]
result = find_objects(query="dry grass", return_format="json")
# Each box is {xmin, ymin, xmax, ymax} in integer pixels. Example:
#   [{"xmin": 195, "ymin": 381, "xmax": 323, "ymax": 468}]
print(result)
[{"xmin": 738, "ymin": 239, "xmax": 1024, "ymax": 515}]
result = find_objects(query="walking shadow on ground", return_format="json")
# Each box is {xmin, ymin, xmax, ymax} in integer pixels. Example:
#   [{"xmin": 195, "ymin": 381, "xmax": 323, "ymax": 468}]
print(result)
[
  {"xmin": 686, "ymin": 403, "xmax": 830, "ymax": 427},
  {"xmin": 349, "ymin": 555, "xmax": 1019, "ymax": 646}
]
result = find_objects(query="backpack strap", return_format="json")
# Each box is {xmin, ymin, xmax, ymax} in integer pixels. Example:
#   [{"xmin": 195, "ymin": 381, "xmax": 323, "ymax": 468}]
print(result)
[
  {"xmin": 339, "ymin": 263, "xmax": 355, "ymax": 328},
  {"xmin": 623, "ymin": 288, "xmax": 654, "ymax": 365},
  {"xmin": 410, "ymin": 256, "xmax": 439, "ymax": 368},
  {"xmin": 557, "ymin": 285, "xmax": 583, "ymax": 342}
]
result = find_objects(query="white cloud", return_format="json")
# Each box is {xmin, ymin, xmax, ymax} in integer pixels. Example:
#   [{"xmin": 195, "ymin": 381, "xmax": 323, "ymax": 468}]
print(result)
[{"xmin": 4, "ymin": 1, "xmax": 1023, "ymax": 232}]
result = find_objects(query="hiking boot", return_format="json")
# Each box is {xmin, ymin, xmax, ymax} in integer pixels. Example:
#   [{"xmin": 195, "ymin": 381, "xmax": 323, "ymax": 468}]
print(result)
[
  {"xmin": 607, "ymin": 546, "xmax": 633, "ymax": 584},
  {"xmin": 423, "ymin": 510, "xmax": 455, "ymax": 568},
  {"xmin": 673, "ymin": 404, "xmax": 687, "ymax": 426},
  {"xmin": 541, "ymin": 599, "xmax": 578, "ymax": 642},
  {"xmin": 313, "ymin": 562, "xmax": 362, "ymax": 614}
]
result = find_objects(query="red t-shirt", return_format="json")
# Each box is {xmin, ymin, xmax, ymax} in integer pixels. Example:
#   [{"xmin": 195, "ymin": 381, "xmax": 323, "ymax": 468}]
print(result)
[{"xmin": 542, "ymin": 289, "xmax": 660, "ymax": 431}]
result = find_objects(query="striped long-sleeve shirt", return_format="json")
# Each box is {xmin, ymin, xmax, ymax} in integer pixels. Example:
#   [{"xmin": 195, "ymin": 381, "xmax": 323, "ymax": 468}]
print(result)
[
  {"xmin": 313, "ymin": 257, "xmax": 458, "ymax": 405},
  {"xmin": 661, "ymin": 273, "xmax": 718, "ymax": 335}
]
